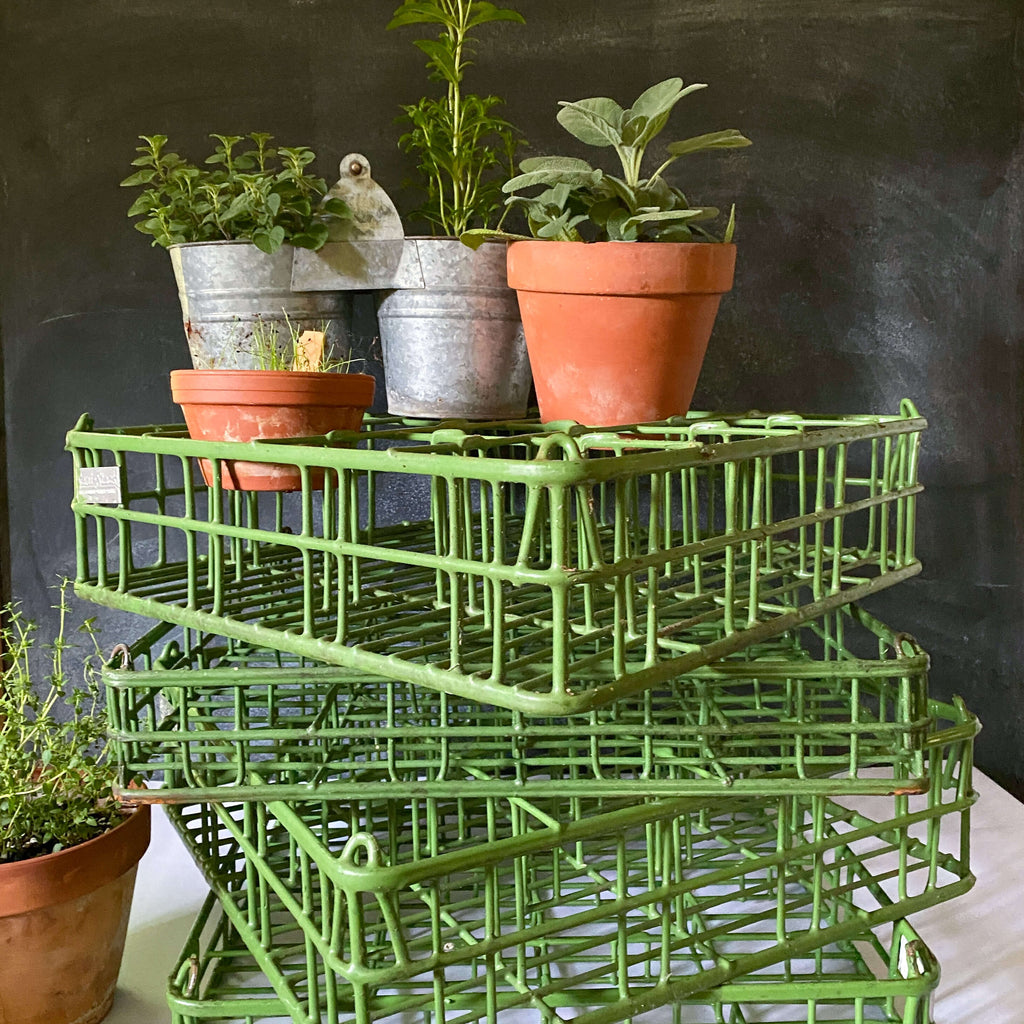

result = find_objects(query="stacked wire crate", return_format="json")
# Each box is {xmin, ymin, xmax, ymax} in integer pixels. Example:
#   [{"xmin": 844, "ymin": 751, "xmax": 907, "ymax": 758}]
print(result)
[{"xmin": 67, "ymin": 403, "xmax": 978, "ymax": 1024}]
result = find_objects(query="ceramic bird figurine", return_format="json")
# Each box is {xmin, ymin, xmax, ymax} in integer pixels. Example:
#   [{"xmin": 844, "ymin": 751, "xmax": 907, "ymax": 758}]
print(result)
[{"xmin": 325, "ymin": 153, "xmax": 404, "ymax": 241}]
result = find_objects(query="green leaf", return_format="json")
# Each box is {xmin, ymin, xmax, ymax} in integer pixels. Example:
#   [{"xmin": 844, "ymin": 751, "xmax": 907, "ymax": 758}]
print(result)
[
  {"xmin": 266, "ymin": 192, "xmax": 282, "ymax": 216},
  {"xmin": 221, "ymin": 194, "xmax": 252, "ymax": 222},
  {"xmin": 386, "ymin": 3, "xmax": 450, "ymax": 30},
  {"xmin": 322, "ymin": 197, "xmax": 350, "ymax": 218},
  {"xmin": 126, "ymin": 195, "xmax": 156, "ymax": 216},
  {"xmin": 518, "ymin": 155, "xmax": 594, "ymax": 174},
  {"xmin": 666, "ymin": 129, "xmax": 753, "ymax": 156},
  {"xmin": 556, "ymin": 97, "xmax": 625, "ymax": 148},
  {"xmin": 413, "ymin": 38, "xmax": 460, "ymax": 82},
  {"xmin": 620, "ymin": 114, "xmax": 650, "ymax": 147},
  {"xmin": 119, "ymin": 169, "xmax": 156, "ymax": 187},
  {"xmin": 586, "ymin": 197, "xmax": 623, "ymax": 229},
  {"xmin": 656, "ymin": 223, "xmax": 695, "ymax": 242},
  {"xmin": 635, "ymin": 177, "xmax": 675, "ymax": 209},
  {"xmin": 598, "ymin": 175, "xmax": 638, "ymax": 209},
  {"xmin": 503, "ymin": 165, "xmax": 600, "ymax": 193},
  {"xmin": 723, "ymin": 204, "xmax": 737, "ymax": 243},
  {"xmin": 627, "ymin": 79, "xmax": 708, "ymax": 150},
  {"xmin": 627, "ymin": 78, "xmax": 685, "ymax": 121},
  {"xmin": 459, "ymin": 228, "xmax": 531, "ymax": 249},
  {"xmin": 294, "ymin": 222, "xmax": 329, "ymax": 250},
  {"xmin": 466, "ymin": 2, "xmax": 526, "ymax": 28},
  {"xmin": 621, "ymin": 208, "xmax": 711, "ymax": 237}
]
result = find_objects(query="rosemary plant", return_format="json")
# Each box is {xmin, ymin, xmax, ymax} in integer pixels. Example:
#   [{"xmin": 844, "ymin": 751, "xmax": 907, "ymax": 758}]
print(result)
[{"xmin": 388, "ymin": 0, "xmax": 526, "ymax": 235}]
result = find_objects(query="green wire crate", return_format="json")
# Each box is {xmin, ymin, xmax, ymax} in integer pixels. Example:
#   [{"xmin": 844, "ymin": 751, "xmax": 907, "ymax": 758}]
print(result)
[
  {"xmin": 106, "ymin": 604, "xmax": 931, "ymax": 802},
  {"xmin": 70, "ymin": 405, "xmax": 925, "ymax": 715},
  {"xmin": 164, "ymin": 699, "xmax": 975, "ymax": 1024},
  {"xmin": 168, "ymin": 892, "xmax": 938, "ymax": 1024}
]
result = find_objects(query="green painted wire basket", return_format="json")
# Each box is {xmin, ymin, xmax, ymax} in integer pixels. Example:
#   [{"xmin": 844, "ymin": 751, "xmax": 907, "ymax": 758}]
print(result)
[
  {"xmin": 169, "ymin": 892, "xmax": 938, "ymax": 1024},
  {"xmin": 106, "ymin": 604, "xmax": 931, "ymax": 802},
  {"xmin": 163, "ymin": 698, "xmax": 975, "ymax": 1024},
  {"xmin": 72, "ymin": 406, "xmax": 925, "ymax": 715}
]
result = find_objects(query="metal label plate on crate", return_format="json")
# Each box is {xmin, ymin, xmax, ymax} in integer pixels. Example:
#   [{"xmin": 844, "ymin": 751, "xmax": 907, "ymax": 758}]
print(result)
[{"xmin": 77, "ymin": 466, "xmax": 121, "ymax": 505}]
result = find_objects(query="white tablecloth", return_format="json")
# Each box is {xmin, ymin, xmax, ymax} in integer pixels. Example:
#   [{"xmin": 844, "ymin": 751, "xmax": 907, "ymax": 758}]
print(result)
[{"xmin": 105, "ymin": 771, "xmax": 1024, "ymax": 1024}]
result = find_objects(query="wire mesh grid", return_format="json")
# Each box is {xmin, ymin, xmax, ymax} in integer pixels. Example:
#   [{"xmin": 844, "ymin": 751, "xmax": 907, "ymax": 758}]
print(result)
[
  {"xmin": 106, "ymin": 605, "xmax": 931, "ymax": 802},
  {"xmin": 70, "ymin": 406, "xmax": 925, "ymax": 714},
  {"xmin": 168, "ymin": 892, "xmax": 938, "ymax": 1024},
  {"xmin": 163, "ymin": 698, "xmax": 974, "ymax": 1024}
]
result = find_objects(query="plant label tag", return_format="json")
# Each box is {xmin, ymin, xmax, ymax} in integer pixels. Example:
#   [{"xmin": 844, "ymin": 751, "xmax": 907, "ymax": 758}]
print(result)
[
  {"xmin": 78, "ymin": 466, "xmax": 122, "ymax": 505},
  {"xmin": 294, "ymin": 331, "xmax": 325, "ymax": 372}
]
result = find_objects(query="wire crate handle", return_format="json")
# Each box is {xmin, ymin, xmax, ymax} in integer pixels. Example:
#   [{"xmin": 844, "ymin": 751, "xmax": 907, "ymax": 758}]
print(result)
[
  {"xmin": 890, "ymin": 631, "xmax": 925, "ymax": 660},
  {"xmin": 109, "ymin": 643, "xmax": 133, "ymax": 671},
  {"xmin": 340, "ymin": 832, "xmax": 385, "ymax": 870}
]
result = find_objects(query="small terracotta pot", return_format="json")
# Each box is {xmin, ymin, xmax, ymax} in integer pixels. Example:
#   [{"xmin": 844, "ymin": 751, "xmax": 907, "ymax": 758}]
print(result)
[
  {"xmin": 0, "ymin": 803, "xmax": 151, "ymax": 1024},
  {"xmin": 170, "ymin": 370, "xmax": 376, "ymax": 491},
  {"xmin": 506, "ymin": 241, "xmax": 736, "ymax": 426}
]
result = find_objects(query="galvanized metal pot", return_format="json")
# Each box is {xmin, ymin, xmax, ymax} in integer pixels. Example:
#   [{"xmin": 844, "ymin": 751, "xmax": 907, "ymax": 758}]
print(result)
[
  {"xmin": 375, "ymin": 239, "xmax": 531, "ymax": 420},
  {"xmin": 169, "ymin": 241, "xmax": 353, "ymax": 370}
]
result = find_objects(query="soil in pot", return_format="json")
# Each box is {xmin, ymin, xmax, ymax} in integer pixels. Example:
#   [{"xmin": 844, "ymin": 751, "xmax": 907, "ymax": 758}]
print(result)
[
  {"xmin": 0, "ymin": 802, "xmax": 151, "ymax": 1024},
  {"xmin": 170, "ymin": 370, "xmax": 376, "ymax": 491},
  {"xmin": 507, "ymin": 241, "xmax": 736, "ymax": 427}
]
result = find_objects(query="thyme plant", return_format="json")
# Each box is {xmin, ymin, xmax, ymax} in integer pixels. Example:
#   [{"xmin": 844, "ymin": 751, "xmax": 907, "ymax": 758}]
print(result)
[
  {"xmin": 121, "ymin": 133, "xmax": 351, "ymax": 254},
  {"xmin": 388, "ymin": 0, "xmax": 526, "ymax": 235},
  {"xmin": 0, "ymin": 584, "xmax": 122, "ymax": 864}
]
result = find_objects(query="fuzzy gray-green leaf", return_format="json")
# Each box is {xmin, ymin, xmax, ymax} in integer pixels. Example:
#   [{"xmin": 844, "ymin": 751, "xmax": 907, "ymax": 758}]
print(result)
[
  {"xmin": 666, "ymin": 129, "xmax": 753, "ymax": 157},
  {"xmin": 556, "ymin": 97, "xmax": 625, "ymax": 148},
  {"xmin": 627, "ymin": 78, "xmax": 686, "ymax": 121}
]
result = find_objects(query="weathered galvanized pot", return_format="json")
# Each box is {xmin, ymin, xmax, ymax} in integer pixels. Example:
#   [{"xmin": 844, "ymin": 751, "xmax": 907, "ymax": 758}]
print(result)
[
  {"xmin": 169, "ymin": 241, "xmax": 352, "ymax": 369},
  {"xmin": 0, "ymin": 802, "xmax": 151, "ymax": 1024},
  {"xmin": 375, "ymin": 239, "xmax": 531, "ymax": 420}
]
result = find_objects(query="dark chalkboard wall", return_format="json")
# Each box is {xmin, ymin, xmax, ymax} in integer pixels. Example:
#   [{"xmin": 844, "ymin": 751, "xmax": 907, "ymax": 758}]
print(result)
[{"xmin": 1, "ymin": 2, "xmax": 1021, "ymax": 789}]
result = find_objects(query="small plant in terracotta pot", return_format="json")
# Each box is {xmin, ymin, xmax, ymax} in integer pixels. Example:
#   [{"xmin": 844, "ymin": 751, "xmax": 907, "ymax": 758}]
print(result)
[
  {"xmin": 170, "ymin": 318, "xmax": 375, "ymax": 491},
  {"xmin": 0, "ymin": 584, "xmax": 151, "ymax": 1024},
  {"xmin": 463, "ymin": 77, "xmax": 751, "ymax": 427}
]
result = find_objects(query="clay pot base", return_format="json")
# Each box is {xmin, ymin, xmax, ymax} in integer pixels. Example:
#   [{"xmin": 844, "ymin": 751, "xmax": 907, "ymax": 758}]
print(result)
[
  {"xmin": 507, "ymin": 241, "xmax": 736, "ymax": 427},
  {"xmin": 171, "ymin": 370, "xmax": 376, "ymax": 491}
]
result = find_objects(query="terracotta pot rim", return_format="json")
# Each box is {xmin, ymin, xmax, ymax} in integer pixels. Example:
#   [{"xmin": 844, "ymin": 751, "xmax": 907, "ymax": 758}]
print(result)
[
  {"xmin": 171, "ymin": 369, "xmax": 375, "ymax": 382},
  {"xmin": 171, "ymin": 370, "xmax": 377, "ymax": 404},
  {"xmin": 507, "ymin": 239, "xmax": 736, "ymax": 297},
  {"xmin": 508, "ymin": 239, "xmax": 736, "ymax": 251},
  {"xmin": 0, "ymin": 802, "xmax": 151, "ymax": 918}
]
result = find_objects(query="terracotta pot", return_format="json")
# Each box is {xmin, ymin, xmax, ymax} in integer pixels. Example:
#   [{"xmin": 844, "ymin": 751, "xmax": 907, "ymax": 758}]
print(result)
[
  {"xmin": 506, "ymin": 241, "xmax": 736, "ymax": 426},
  {"xmin": 170, "ymin": 370, "xmax": 376, "ymax": 491},
  {"xmin": 0, "ymin": 803, "xmax": 151, "ymax": 1024}
]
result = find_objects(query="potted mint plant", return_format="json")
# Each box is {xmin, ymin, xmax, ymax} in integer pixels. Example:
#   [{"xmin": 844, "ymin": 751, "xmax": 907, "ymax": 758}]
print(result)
[
  {"xmin": 122, "ymin": 132, "xmax": 353, "ymax": 370},
  {"xmin": 464, "ymin": 77, "xmax": 751, "ymax": 427},
  {"xmin": 377, "ymin": 0, "xmax": 532, "ymax": 420},
  {"xmin": 0, "ymin": 585, "xmax": 150, "ymax": 1024}
]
